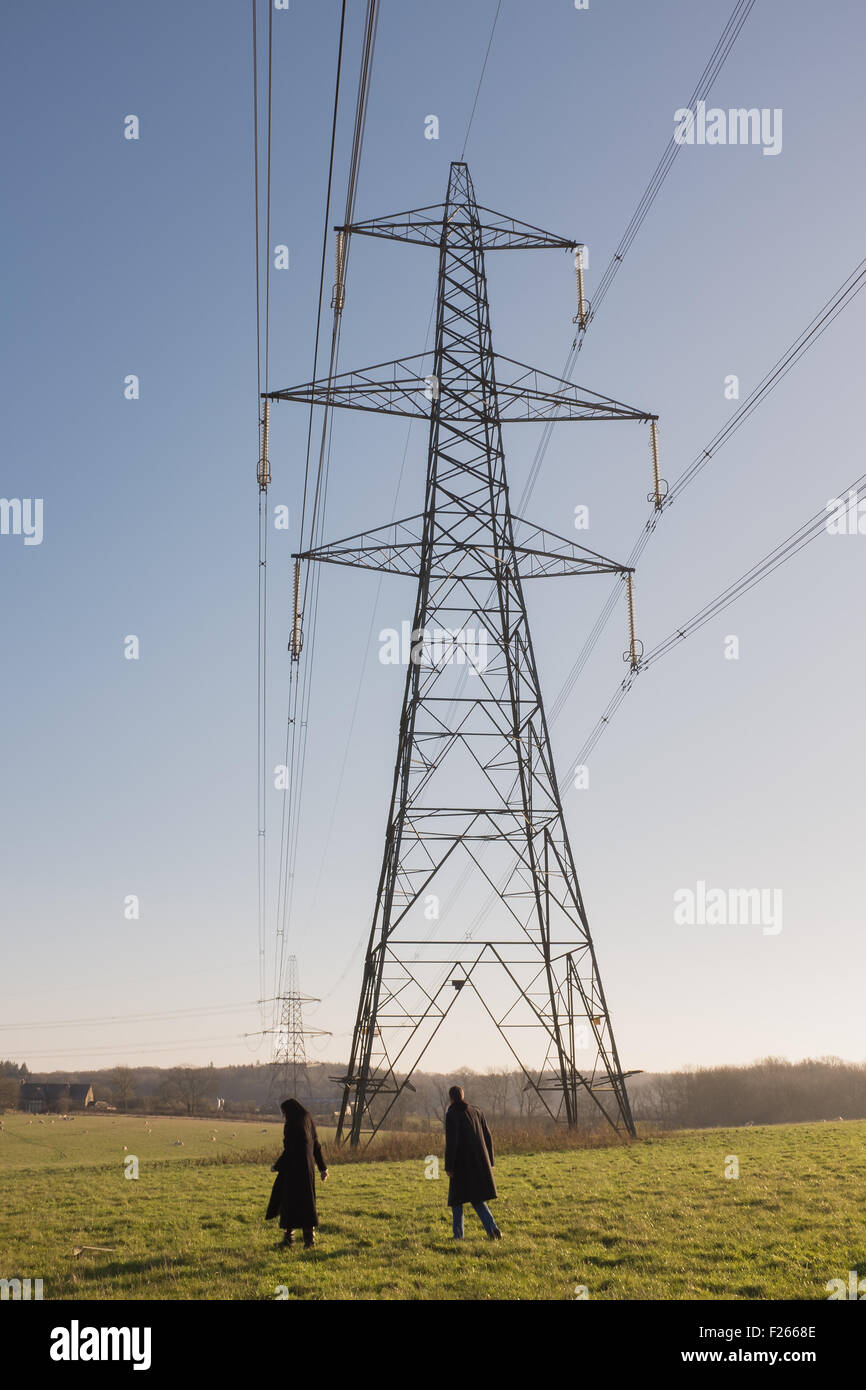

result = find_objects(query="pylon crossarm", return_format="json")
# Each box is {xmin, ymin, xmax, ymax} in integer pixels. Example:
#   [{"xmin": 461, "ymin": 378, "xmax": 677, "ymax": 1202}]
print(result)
[
  {"xmin": 294, "ymin": 513, "xmax": 424, "ymax": 576},
  {"xmin": 337, "ymin": 200, "xmax": 575, "ymax": 252},
  {"xmin": 337, "ymin": 201, "xmax": 448, "ymax": 247},
  {"xmin": 266, "ymin": 354, "xmax": 655, "ymax": 424},
  {"xmin": 372, "ymin": 939, "xmax": 596, "ymax": 958},
  {"xmin": 294, "ymin": 515, "xmax": 632, "ymax": 580},
  {"xmin": 266, "ymin": 353, "xmax": 432, "ymax": 418},
  {"xmin": 493, "ymin": 353, "xmax": 656, "ymax": 422},
  {"xmin": 510, "ymin": 515, "xmax": 630, "ymax": 572}
]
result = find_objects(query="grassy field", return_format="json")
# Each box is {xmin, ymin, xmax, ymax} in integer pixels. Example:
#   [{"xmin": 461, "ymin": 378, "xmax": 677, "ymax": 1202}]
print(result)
[{"xmin": 1, "ymin": 1112, "xmax": 864, "ymax": 1300}]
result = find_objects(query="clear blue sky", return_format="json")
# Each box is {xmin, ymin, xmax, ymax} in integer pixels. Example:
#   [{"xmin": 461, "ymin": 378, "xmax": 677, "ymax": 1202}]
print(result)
[{"xmin": 2, "ymin": 0, "xmax": 864, "ymax": 1075}]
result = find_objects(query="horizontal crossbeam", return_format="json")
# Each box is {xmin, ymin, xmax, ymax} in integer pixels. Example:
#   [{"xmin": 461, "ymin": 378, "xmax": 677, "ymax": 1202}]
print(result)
[
  {"xmin": 294, "ymin": 513, "xmax": 632, "ymax": 579},
  {"xmin": 337, "ymin": 202, "xmax": 576, "ymax": 251},
  {"xmin": 266, "ymin": 352, "xmax": 655, "ymax": 424}
]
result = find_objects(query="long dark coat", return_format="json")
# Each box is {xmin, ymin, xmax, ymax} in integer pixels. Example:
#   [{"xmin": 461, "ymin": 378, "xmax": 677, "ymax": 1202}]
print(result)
[
  {"xmin": 444, "ymin": 1100, "xmax": 497, "ymax": 1206},
  {"xmin": 265, "ymin": 1117, "xmax": 327, "ymax": 1231}
]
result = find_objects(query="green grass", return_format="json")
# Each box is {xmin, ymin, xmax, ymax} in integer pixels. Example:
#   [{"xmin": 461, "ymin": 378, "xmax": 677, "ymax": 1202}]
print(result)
[
  {"xmin": 0, "ymin": 1112, "xmax": 287, "ymax": 1168},
  {"xmin": 1, "ymin": 1113, "xmax": 864, "ymax": 1300}
]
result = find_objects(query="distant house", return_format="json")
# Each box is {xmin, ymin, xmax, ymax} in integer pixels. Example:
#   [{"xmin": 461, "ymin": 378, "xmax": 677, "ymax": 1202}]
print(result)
[
  {"xmin": 19, "ymin": 1083, "xmax": 51, "ymax": 1114},
  {"xmin": 19, "ymin": 1081, "xmax": 94, "ymax": 1114},
  {"xmin": 68, "ymin": 1084, "xmax": 94, "ymax": 1110}
]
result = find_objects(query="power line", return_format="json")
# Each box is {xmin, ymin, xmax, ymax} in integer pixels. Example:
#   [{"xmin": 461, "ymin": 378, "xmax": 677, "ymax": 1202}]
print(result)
[
  {"xmin": 0, "ymin": 960, "xmax": 254, "ymax": 1004},
  {"xmin": 456, "ymin": 254, "xmax": 866, "ymax": 940},
  {"xmin": 0, "ymin": 1003, "xmax": 262, "ymax": 1033},
  {"xmin": 253, "ymin": 1, "xmax": 276, "ymax": 1022},
  {"xmin": 461, "ymin": 0, "xmax": 502, "ymax": 161},
  {"xmin": 19, "ymin": 1034, "xmax": 252, "ymax": 1060},
  {"xmin": 285, "ymin": 1, "xmax": 761, "ymax": 1013},
  {"xmin": 440, "ymin": 0, "xmax": 760, "ymax": 737},
  {"xmin": 645, "ymin": 478, "xmax": 866, "ymax": 668},
  {"xmin": 252, "ymin": 0, "xmax": 262, "ymax": 403},
  {"xmin": 293, "ymin": 2, "xmax": 350, "ymax": 579},
  {"xmin": 667, "ymin": 257, "xmax": 866, "ymax": 503},
  {"xmin": 273, "ymin": 2, "xmax": 380, "ymax": 1012},
  {"xmin": 433, "ymin": 0, "xmax": 762, "ymax": 929},
  {"xmin": 263, "ymin": 0, "xmax": 274, "ymax": 398},
  {"xmin": 305, "ymin": 3, "xmax": 524, "ymax": 991},
  {"xmin": 303, "ymin": 317, "xmax": 433, "ymax": 933},
  {"xmin": 272, "ymin": 1, "xmax": 350, "ymax": 1015},
  {"xmin": 590, "ymin": 0, "xmax": 758, "ymax": 322},
  {"xmin": 515, "ymin": 0, "xmax": 759, "ymax": 515},
  {"xmin": 546, "ymin": 254, "xmax": 866, "ymax": 726},
  {"xmin": 562, "ymin": 470, "xmax": 866, "ymax": 779},
  {"xmin": 412, "ymin": 0, "xmax": 771, "ymax": 963}
]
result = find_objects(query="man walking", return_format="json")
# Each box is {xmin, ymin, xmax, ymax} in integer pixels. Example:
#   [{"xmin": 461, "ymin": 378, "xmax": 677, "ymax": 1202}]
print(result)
[{"xmin": 444, "ymin": 1084, "xmax": 502, "ymax": 1240}]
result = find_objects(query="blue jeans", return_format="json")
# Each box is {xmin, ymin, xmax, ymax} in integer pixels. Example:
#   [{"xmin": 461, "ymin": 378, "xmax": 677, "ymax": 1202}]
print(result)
[{"xmin": 452, "ymin": 1201, "xmax": 499, "ymax": 1238}]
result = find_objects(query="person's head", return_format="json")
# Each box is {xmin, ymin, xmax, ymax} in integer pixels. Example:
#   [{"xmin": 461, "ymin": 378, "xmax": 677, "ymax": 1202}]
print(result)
[
  {"xmin": 448, "ymin": 1085, "xmax": 464, "ymax": 1104},
  {"xmin": 280, "ymin": 1097, "xmax": 310, "ymax": 1127}
]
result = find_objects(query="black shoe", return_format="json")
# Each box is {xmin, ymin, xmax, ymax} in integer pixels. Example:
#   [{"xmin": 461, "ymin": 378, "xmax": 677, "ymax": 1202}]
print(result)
[
  {"xmin": 280, "ymin": 1231, "xmax": 294, "ymax": 1248},
  {"xmin": 303, "ymin": 1230, "xmax": 315, "ymax": 1249},
  {"xmin": 488, "ymin": 1228, "xmax": 502, "ymax": 1240}
]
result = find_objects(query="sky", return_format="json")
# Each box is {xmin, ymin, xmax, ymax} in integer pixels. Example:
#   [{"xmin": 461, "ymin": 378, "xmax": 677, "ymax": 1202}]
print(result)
[{"xmin": 1, "ymin": 0, "xmax": 864, "ymax": 1078}]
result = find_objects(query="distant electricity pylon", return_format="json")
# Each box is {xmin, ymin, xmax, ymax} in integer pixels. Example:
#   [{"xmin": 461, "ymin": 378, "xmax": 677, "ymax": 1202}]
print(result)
[
  {"xmin": 267, "ymin": 957, "xmax": 328, "ymax": 1105},
  {"xmin": 267, "ymin": 163, "xmax": 658, "ymax": 1145}
]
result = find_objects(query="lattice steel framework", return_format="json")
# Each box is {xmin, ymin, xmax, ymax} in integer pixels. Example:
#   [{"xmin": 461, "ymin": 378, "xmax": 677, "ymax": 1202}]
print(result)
[
  {"xmin": 267, "ymin": 164, "xmax": 657, "ymax": 1145},
  {"xmin": 268, "ymin": 956, "xmax": 323, "ymax": 1104}
]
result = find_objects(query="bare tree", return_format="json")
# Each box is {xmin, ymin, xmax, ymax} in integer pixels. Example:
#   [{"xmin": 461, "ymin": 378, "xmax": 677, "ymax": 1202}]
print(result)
[
  {"xmin": 510, "ymin": 1068, "xmax": 545, "ymax": 1120},
  {"xmin": 162, "ymin": 1066, "xmax": 217, "ymax": 1117},
  {"xmin": 108, "ymin": 1066, "xmax": 136, "ymax": 1113},
  {"xmin": 484, "ymin": 1067, "xmax": 511, "ymax": 1119}
]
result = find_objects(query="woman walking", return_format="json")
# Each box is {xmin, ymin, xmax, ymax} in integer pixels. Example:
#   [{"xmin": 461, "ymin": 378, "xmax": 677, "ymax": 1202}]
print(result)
[{"xmin": 266, "ymin": 1098, "xmax": 328, "ymax": 1249}]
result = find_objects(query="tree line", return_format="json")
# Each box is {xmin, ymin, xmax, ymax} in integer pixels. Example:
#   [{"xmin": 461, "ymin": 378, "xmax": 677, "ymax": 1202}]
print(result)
[{"xmin": 3, "ymin": 1055, "xmax": 866, "ymax": 1129}]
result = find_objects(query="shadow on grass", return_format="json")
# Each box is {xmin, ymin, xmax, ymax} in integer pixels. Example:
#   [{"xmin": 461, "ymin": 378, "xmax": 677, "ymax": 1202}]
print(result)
[
  {"xmin": 72, "ymin": 1252, "xmax": 213, "ymax": 1283},
  {"xmin": 267, "ymin": 1244, "xmax": 361, "ymax": 1264}
]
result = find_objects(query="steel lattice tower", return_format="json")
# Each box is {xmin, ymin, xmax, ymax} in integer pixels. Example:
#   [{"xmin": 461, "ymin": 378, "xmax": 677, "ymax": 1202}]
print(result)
[
  {"xmin": 267, "ymin": 164, "xmax": 657, "ymax": 1145},
  {"xmin": 268, "ymin": 956, "xmax": 321, "ymax": 1104}
]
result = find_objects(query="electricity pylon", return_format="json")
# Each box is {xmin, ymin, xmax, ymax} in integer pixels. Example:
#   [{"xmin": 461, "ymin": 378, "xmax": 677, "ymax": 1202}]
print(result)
[
  {"xmin": 267, "ymin": 163, "xmax": 657, "ymax": 1145},
  {"xmin": 267, "ymin": 956, "xmax": 326, "ymax": 1105}
]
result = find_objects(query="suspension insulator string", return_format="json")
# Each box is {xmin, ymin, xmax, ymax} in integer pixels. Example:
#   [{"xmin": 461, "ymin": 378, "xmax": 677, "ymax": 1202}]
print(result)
[
  {"xmin": 331, "ymin": 230, "xmax": 346, "ymax": 315},
  {"xmin": 623, "ymin": 572, "xmax": 643, "ymax": 673},
  {"xmin": 290, "ymin": 557, "xmax": 304, "ymax": 661},
  {"xmin": 258, "ymin": 397, "xmax": 271, "ymax": 491},
  {"xmin": 647, "ymin": 418, "xmax": 667, "ymax": 510},
  {"xmin": 572, "ymin": 245, "xmax": 589, "ymax": 332}
]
